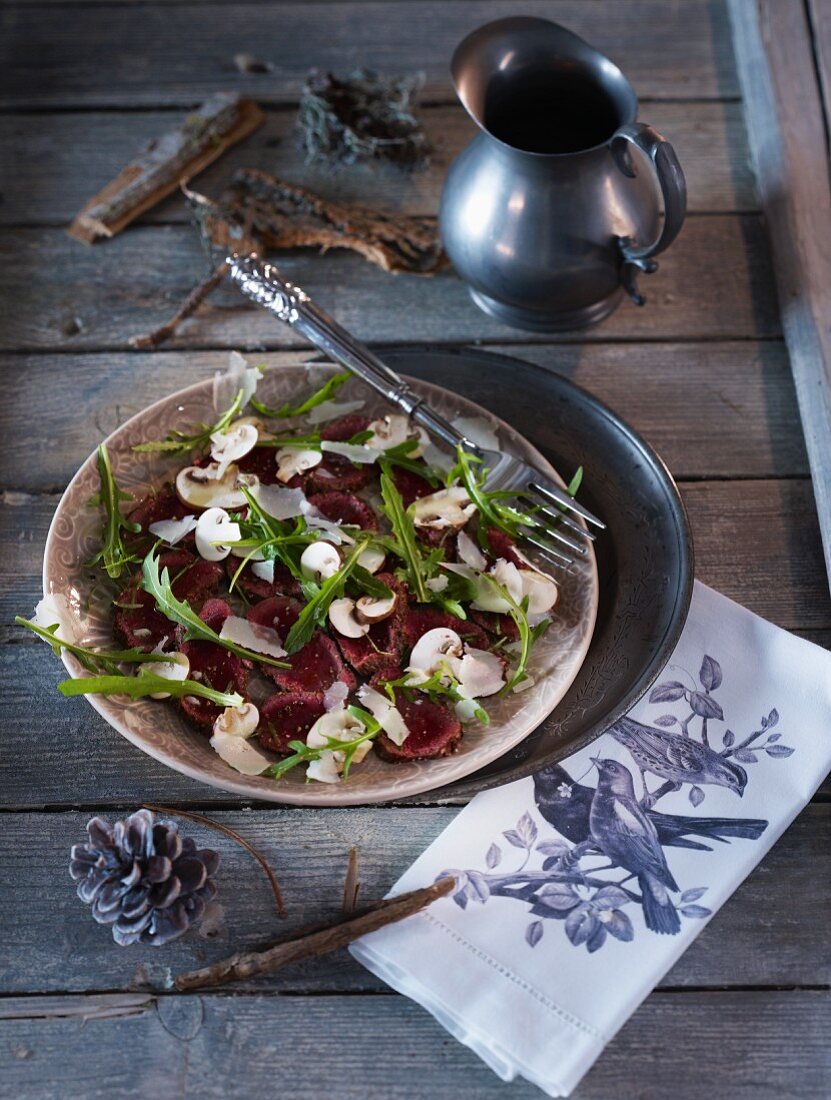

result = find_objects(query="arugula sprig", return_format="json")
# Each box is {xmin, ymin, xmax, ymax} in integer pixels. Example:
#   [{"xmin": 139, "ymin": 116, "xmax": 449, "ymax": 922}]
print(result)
[
  {"xmin": 479, "ymin": 576, "xmax": 550, "ymax": 693},
  {"xmin": 58, "ymin": 673, "xmax": 243, "ymax": 708},
  {"xmin": 449, "ymin": 446, "xmax": 585, "ymax": 549},
  {"xmin": 266, "ymin": 704, "xmax": 381, "ymax": 780},
  {"xmin": 381, "ymin": 668, "xmax": 490, "ymax": 725},
  {"xmin": 378, "ymin": 439, "xmax": 441, "ymax": 485},
  {"xmin": 378, "ymin": 465, "xmax": 430, "ymax": 603},
  {"xmin": 283, "ymin": 539, "xmax": 369, "ymax": 653},
  {"xmin": 132, "ymin": 389, "xmax": 245, "ymax": 457},
  {"xmin": 250, "ymin": 369, "xmax": 351, "ymax": 418},
  {"xmin": 141, "ymin": 551, "xmax": 290, "ymax": 667},
  {"xmin": 253, "ymin": 432, "xmax": 322, "ymax": 450},
  {"xmin": 87, "ymin": 444, "xmax": 141, "ymax": 580},
  {"xmin": 17, "ymin": 614, "xmax": 238, "ymax": 707},
  {"xmin": 448, "ymin": 446, "xmax": 532, "ymax": 541},
  {"xmin": 230, "ymin": 485, "xmax": 315, "ymax": 591},
  {"xmin": 16, "ymin": 616, "xmax": 175, "ymax": 675}
]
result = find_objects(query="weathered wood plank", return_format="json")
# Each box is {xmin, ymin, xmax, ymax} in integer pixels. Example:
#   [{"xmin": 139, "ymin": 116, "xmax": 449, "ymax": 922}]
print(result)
[
  {"xmin": 0, "ymin": 217, "xmax": 780, "ymax": 352},
  {"xmin": 3, "ymin": 478, "xmax": 826, "ymax": 650},
  {"xmin": 808, "ymin": 0, "xmax": 831, "ymax": 132},
  {"xmin": 0, "ymin": 342, "xmax": 807, "ymax": 493},
  {"xmin": 0, "ymin": 1, "xmax": 738, "ymax": 109},
  {"xmin": 680, "ymin": 479, "xmax": 829, "ymax": 627},
  {"xmin": 0, "ymin": 101, "xmax": 756, "ymax": 229},
  {"xmin": 1, "ymin": 989, "xmax": 828, "ymax": 1098},
  {"xmin": 1, "ymin": 478, "xmax": 828, "ymax": 809},
  {"xmin": 4, "ymin": 474, "xmax": 819, "ymax": 631},
  {"xmin": 729, "ymin": 0, "xmax": 831, "ymax": 594},
  {"xmin": 0, "ymin": 806, "xmax": 827, "ymax": 995}
]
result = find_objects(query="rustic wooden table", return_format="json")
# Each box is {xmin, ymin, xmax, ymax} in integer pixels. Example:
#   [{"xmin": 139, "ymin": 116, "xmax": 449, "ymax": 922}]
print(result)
[{"xmin": 1, "ymin": 2, "xmax": 829, "ymax": 1097}]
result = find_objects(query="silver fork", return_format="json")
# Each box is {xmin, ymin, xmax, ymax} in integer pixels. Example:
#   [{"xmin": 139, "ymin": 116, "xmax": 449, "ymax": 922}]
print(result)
[{"xmin": 225, "ymin": 254, "xmax": 604, "ymax": 569}]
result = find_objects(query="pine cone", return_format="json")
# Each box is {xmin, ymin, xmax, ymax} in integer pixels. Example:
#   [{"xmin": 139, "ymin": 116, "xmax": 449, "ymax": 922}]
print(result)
[{"xmin": 69, "ymin": 809, "xmax": 220, "ymax": 947}]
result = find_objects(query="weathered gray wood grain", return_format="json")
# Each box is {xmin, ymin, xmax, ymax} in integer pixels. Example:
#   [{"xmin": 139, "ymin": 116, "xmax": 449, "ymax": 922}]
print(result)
[
  {"xmin": 0, "ymin": 217, "xmax": 780, "ymax": 352},
  {"xmin": 1, "ymin": 642, "xmax": 831, "ymax": 809},
  {"xmin": 2, "ymin": 639, "xmax": 828, "ymax": 808},
  {"xmin": 3, "ymin": 478, "xmax": 826, "ymax": 651},
  {"xmin": 0, "ymin": 101, "xmax": 756, "ymax": 228},
  {"xmin": 0, "ymin": 341, "xmax": 807, "ymax": 492},
  {"xmin": 1, "ymin": 477, "xmax": 827, "ymax": 810},
  {"xmin": 729, "ymin": 0, "xmax": 831, "ymax": 594},
  {"xmin": 1, "ymin": 989, "xmax": 828, "ymax": 1099},
  {"xmin": 808, "ymin": 0, "xmax": 831, "ymax": 131},
  {"xmin": 0, "ymin": 1, "xmax": 738, "ymax": 109},
  {"xmin": 0, "ymin": 806, "xmax": 828, "ymax": 995}
]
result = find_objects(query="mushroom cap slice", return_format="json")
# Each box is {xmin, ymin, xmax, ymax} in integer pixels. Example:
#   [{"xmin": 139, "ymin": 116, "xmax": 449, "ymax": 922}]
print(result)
[
  {"xmin": 411, "ymin": 486, "xmax": 476, "ymax": 530},
  {"xmin": 210, "ymin": 422, "xmax": 259, "ymax": 475},
  {"xmin": 195, "ymin": 507, "xmax": 241, "ymax": 562},
  {"xmin": 175, "ymin": 463, "xmax": 253, "ymax": 510},
  {"xmin": 365, "ymin": 413, "xmax": 428, "ymax": 456},
  {"xmin": 408, "ymin": 627, "xmax": 465, "ymax": 679},
  {"xmin": 300, "ymin": 540, "xmax": 342, "ymax": 582},
  {"xmin": 139, "ymin": 651, "xmax": 190, "ymax": 699},
  {"xmin": 213, "ymin": 702, "xmax": 260, "ymax": 739},
  {"xmin": 355, "ymin": 592, "xmax": 398, "ymax": 624},
  {"xmin": 328, "ymin": 597, "xmax": 370, "ymax": 639},
  {"xmin": 275, "ymin": 446, "xmax": 322, "ymax": 483},
  {"xmin": 304, "ymin": 708, "xmax": 374, "ymax": 782}
]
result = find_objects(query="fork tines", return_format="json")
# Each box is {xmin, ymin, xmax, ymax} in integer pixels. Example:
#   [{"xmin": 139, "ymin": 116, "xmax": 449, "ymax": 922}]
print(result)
[{"xmin": 521, "ymin": 480, "xmax": 605, "ymax": 571}]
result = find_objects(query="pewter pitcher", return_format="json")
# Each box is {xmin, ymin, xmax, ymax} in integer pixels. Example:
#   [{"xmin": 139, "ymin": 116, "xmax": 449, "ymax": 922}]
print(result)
[{"xmin": 439, "ymin": 17, "xmax": 687, "ymax": 332}]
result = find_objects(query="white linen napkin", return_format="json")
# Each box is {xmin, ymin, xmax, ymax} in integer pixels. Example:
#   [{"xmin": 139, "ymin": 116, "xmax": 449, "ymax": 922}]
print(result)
[{"xmin": 351, "ymin": 581, "xmax": 831, "ymax": 1096}]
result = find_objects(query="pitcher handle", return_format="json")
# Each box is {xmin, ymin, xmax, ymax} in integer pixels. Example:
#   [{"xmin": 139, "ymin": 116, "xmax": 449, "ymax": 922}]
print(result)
[{"xmin": 611, "ymin": 122, "xmax": 687, "ymax": 305}]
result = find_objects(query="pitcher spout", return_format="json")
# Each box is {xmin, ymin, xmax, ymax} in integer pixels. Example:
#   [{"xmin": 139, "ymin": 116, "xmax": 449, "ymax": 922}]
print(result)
[{"xmin": 451, "ymin": 16, "xmax": 637, "ymax": 156}]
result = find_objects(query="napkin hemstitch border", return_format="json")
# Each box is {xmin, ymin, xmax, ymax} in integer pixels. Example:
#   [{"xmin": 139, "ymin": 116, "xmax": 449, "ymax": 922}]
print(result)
[{"xmin": 419, "ymin": 909, "xmax": 604, "ymax": 1039}]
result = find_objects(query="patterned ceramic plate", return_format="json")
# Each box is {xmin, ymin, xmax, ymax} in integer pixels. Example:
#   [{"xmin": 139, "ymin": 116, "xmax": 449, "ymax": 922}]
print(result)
[{"xmin": 43, "ymin": 365, "xmax": 598, "ymax": 805}]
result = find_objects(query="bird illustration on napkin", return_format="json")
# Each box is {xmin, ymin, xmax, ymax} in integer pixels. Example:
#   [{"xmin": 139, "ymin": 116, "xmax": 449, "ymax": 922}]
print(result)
[{"xmin": 445, "ymin": 654, "xmax": 793, "ymax": 951}]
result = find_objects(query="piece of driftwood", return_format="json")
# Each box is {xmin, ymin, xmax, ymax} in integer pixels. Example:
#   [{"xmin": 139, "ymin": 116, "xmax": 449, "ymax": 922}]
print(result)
[
  {"xmin": 216, "ymin": 169, "xmax": 446, "ymax": 274},
  {"xmin": 68, "ymin": 92, "xmax": 265, "ymax": 244},
  {"xmin": 129, "ymin": 171, "xmax": 445, "ymax": 348},
  {"xmin": 174, "ymin": 877, "xmax": 454, "ymax": 991},
  {"xmin": 729, "ymin": 0, "xmax": 831, "ymax": 593}
]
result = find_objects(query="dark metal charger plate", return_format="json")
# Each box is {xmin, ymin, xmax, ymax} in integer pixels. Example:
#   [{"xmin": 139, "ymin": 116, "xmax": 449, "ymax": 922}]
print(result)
[{"xmin": 379, "ymin": 347, "xmax": 695, "ymax": 802}]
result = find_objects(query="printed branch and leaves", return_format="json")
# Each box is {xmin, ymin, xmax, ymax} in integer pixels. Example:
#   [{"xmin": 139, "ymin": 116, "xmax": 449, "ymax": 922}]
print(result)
[{"xmin": 442, "ymin": 654, "xmax": 794, "ymax": 953}]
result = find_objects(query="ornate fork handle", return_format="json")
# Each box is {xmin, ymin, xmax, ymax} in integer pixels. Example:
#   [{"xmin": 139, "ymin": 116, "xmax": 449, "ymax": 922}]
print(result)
[{"xmin": 226, "ymin": 254, "xmax": 476, "ymax": 455}]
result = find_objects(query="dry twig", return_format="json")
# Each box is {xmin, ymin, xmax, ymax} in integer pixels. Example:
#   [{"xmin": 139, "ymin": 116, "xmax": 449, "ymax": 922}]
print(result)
[
  {"xmin": 129, "ymin": 263, "xmax": 229, "ymax": 350},
  {"xmin": 174, "ymin": 877, "xmax": 454, "ymax": 991},
  {"xmin": 143, "ymin": 804, "xmax": 286, "ymax": 920}
]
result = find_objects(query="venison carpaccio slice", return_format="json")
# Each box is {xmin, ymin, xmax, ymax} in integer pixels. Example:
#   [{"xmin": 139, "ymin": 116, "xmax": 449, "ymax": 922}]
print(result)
[
  {"xmin": 370, "ymin": 668, "xmax": 462, "ymax": 761},
  {"xmin": 335, "ymin": 574, "xmax": 408, "ymax": 677},
  {"xmin": 178, "ymin": 599, "xmax": 250, "ymax": 728},
  {"xmin": 307, "ymin": 491, "xmax": 377, "ymax": 530},
  {"xmin": 114, "ymin": 550, "xmax": 223, "ymax": 651},
  {"xmin": 258, "ymin": 692, "xmax": 327, "ymax": 753}
]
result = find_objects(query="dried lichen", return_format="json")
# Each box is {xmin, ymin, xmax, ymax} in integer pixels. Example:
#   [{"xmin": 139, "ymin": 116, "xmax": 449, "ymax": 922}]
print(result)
[{"xmin": 296, "ymin": 68, "xmax": 431, "ymax": 169}]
